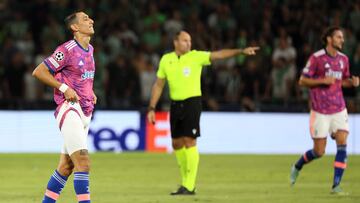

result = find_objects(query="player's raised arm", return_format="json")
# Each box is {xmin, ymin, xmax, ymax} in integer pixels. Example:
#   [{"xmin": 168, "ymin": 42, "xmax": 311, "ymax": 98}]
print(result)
[{"xmin": 209, "ymin": 47, "xmax": 260, "ymax": 61}]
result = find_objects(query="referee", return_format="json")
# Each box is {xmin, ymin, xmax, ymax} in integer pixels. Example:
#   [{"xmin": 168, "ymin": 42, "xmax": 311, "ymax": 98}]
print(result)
[{"xmin": 147, "ymin": 30, "xmax": 259, "ymax": 195}]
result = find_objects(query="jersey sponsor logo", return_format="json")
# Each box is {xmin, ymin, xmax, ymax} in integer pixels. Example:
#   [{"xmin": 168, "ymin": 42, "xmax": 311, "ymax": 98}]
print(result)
[
  {"xmin": 325, "ymin": 63, "xmax": 330, "ymax": 69},
  {"xmin": 325, "ymin": 70, "xmax": 342, "ymax": 79},
  {"xmin": 81, "ymin": 70, "xmax": 95, "ymax": 80},
  {"xmin": 183, "ymin": 67, "xmax": 191, "ymax": 77},
  {"xmin": 54, "ymin": 51, "xmax": 64, "ymax": 61}
]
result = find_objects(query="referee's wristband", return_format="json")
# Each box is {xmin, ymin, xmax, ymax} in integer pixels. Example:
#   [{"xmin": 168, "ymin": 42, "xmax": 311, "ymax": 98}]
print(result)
[
  {"xmin": 148, "ymin": 106, "xmax": 156, "ymax": 112},
  {"xmin": 59, "ymin": 83, "xmax": 69, "ymax": 93}
]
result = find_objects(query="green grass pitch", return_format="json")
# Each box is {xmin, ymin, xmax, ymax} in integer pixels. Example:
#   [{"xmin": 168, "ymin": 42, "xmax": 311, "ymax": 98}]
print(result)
[{"xmin": 0, "ymin": 153, "xmax": 359, "ymax": 203}]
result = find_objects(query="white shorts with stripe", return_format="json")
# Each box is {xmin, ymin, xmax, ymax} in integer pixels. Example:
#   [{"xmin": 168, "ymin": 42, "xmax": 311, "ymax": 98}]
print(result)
[
  {"xmin": 309, "ymin": 109, "xmax": 349, "ymax": 139},
  {"xmin": 56, "ymin": 101, "xmax": 91, "ymax": 155}
]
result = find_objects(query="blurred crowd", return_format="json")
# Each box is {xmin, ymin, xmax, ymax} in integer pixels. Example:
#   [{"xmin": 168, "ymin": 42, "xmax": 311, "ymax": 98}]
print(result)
[{"xmin": 0, "ymin": 0, "xmax": 360, "ymax": 112}]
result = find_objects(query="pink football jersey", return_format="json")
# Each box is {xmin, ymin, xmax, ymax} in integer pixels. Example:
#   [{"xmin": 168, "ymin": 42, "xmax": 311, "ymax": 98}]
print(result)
[
  {"xmin": 302, "ymin": 49, "xmax": 350, "ymax": 114},
  {"xmin": 43, "ymin": 39, "xmax": 95, "ymax": 117}
]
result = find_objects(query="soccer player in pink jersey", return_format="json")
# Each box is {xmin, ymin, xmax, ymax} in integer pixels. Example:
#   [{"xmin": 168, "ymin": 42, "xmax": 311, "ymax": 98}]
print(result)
[
  {"xmin": 32, "ymin": 12, "xmax": 96, "ymax": 203},
  {"xmin": 290, "ymin": 26, "xmax": 359, "ymax": 195}
]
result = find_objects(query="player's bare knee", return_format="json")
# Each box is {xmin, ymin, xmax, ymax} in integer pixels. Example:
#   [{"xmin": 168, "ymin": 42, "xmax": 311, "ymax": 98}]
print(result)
[
  {"xmin": 314, "ymin": 149, "xmax": 325, "ymax": 157},
  {"xmin": 57, "ymin": 156, "xmax": 74, "ymax": 176},
  {"xmin": 334, "ymin": 131, "xmax": 348, "ymax": 145},
  {"xmin": 74, "ymin": 157, "xmax": 91, "ymax": 172},
  {"xmin": 77, "ymin": 161, "xmax": 91, "ymax": 172},
  {"xmin": 58, "ymin": 162, "xmax": 74, "ymax": 176},
  {"xmin": 71, "ymin": 149, "xmax": 91, "ymax": 172}
]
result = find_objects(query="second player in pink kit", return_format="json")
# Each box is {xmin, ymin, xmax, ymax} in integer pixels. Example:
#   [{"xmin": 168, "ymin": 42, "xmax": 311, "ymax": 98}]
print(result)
[
  {"xmin": 33, "ymin": 12, "xmax": 95, "ymax": 203},
  {"xmin": 290, "ymin": 26, "xmax": 359, "ymax": 195},
  {"xmin": 303, "ymin": 49, "xmax": 349, "ymax": 114}
]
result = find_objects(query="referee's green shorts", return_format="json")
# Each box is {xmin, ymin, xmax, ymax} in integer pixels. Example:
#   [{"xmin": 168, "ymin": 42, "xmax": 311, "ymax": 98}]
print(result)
[{"xmin": 170, "ymin": 96, "xmax": 202, "ymax": 138}]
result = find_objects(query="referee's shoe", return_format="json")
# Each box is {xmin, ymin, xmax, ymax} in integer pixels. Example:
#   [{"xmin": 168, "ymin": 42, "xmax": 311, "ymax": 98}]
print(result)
[{"xmin": 170, "ymin": 186, "xmax": 195, "ymax": 195}]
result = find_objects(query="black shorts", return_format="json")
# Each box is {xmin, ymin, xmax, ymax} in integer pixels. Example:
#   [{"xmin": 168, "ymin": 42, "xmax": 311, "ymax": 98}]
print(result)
[{"xmin": 170, "ymin": 96, "xmax": 202, "ymax": 138}]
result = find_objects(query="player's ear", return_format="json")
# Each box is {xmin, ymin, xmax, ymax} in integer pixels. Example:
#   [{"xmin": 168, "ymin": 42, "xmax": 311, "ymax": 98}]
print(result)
[
  {"xmin": 326, "ymin": 36, "xmax": 332, "ymax": 44},
  {"xmin": 70, "ymin": 24, "xmax": 79, "ymax": 33}
]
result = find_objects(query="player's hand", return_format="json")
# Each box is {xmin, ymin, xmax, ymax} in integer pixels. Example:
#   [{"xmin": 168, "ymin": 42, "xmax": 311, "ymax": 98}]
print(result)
[
  {"xmin": 351, "ymin": 75, "xmax": 359, "ymax": 87},
  {"xmin": 242, "ymin": 47, "xmax": 260, "ymax": 55},
  {"xmin": 93, "ymin": 92, "xmax": 97, "ymax": 104},
  {"xmin": 64, "ymin": 88, "xmax": 80, "ymax": 102},
  {"xmin": 147, "ymin": 110, "xmax": 156, "ymax": 124},
  {"xmin": 322, "ymin": 76, "xmax": 336, "ymax": 85}
]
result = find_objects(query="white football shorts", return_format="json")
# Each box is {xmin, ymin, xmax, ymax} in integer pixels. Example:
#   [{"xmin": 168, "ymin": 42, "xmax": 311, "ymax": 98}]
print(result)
[
  {"xmin": 309, "ymin": 109, "xmax": 349, "ymax": 139},
  {"xmin": 56, "ymin": 101, "xmax": 91, "ymax": 155}
]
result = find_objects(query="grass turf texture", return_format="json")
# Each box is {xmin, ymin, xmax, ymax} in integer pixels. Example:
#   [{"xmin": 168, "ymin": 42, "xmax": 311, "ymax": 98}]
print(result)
[{"xmin": 0, "ymin": 153, "xmax": 359, "ymax": 203}]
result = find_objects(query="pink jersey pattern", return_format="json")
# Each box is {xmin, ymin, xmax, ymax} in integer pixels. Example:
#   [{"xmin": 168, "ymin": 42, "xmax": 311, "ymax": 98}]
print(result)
[
  {"xmin": 302, "ymin": 49, "xmax": 350, "ymax": 114},
  {"xmin": 43, "ymin": 39, "xmax": 95, "ymax": 117}
]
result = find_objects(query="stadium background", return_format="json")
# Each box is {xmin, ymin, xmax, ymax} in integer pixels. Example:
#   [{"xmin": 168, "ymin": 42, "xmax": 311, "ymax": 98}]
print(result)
[
  {"xmin": 0, "ymin": 1, "xmax": 360, "ymax": 202},
  {"xmin": 0, "ymin": 0, "xmax": 360, "ymax": 112}
]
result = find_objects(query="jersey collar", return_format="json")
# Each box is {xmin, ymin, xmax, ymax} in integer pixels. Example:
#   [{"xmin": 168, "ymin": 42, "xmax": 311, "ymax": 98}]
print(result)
[
  {"xmin": 74, "ymin": 39, "xmax": 89, "ymax": 52},
  {"xmin": 324, "ymin": 48, "xmax": 338, "ymax": 59}
]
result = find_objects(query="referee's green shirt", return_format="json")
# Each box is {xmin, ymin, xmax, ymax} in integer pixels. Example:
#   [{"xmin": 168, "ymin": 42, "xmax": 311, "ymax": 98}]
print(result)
[{"xmin": 157, "ymin": 50, "xmax": 211, "ymax": 101}]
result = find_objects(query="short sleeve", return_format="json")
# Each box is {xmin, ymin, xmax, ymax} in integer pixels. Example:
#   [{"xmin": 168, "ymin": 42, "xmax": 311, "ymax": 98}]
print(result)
[
  {"xmin": 43, "ymin": 45, "xmax": 69, "ymax": 74},
  {"xmin": 302, "ymin": 54, "xmax": 317, "ymax": 78},
  {"xmin": 156, "ymin": 56, "xmax": 166, "ymax": 79},
  {"xmin": 193, "ymin": 50, "xmax": 211, "ymax": 66}
]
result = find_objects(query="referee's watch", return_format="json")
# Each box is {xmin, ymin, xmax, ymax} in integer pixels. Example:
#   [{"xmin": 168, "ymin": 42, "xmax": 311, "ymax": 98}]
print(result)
[{"xmin": 148, "ymin": 106, "xmax": 156, "ymax": 112}]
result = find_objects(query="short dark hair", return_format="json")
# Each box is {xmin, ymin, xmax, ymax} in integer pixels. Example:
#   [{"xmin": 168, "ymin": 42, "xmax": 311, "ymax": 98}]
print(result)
[
  {"xmin": 321, "ymin": 26, "xmax": 342, "ymax": 45},
  {"xmin": 173, "ymin": 31, "xmax": 182, "ymax": 41},
  {"xmin": 173, "ymin": 30, "xmax": 190, "ymax": 41},
  {"xmin": 64, "ymin": 12, "xmax": 79, "ymax": 32}
]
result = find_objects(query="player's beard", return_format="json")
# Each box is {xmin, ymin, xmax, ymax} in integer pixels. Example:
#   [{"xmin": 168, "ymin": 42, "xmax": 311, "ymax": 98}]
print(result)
[{"xmin": 332, "ymin": 42, "xmax": 343, "ymax": 51}]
